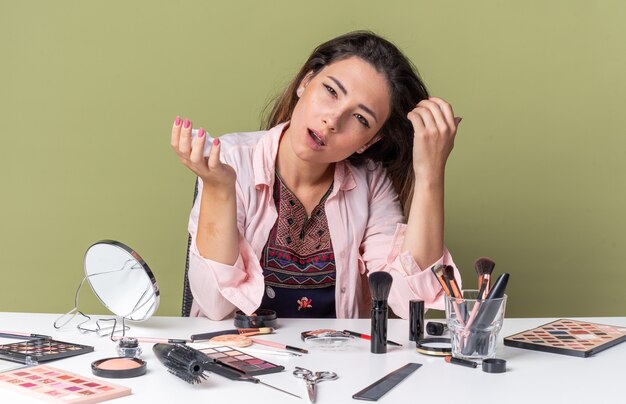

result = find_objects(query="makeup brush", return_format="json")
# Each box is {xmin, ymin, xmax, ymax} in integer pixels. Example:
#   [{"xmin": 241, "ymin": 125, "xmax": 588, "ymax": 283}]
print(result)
[
  {"xmin": 368, "ymin": 271, "xmax": 393, "ymax": 354},
  {"xmin": 474, "ymin": 257, "xmax": 496, "ymax": 299},
  {"xmin": 153, "ymin": 343, "xmax": 214, "ymax": 384},
  {"xmin": 430, "ymin": 264, "xmax": 452, "ymax": 296},
  {"xmin": 190, "ymin": 327, "xmax": 274, "ymax": 341},
  {"xmin": 431, "ymin": 265, "xmax": 466, "ymax": 327},
  {"xmin": 442, "ymin": 265, "xmax": 462, "ymax": 299},
  {"xmin": 442, "ymin": 265, "xmax": 468, "ymax": 322}
]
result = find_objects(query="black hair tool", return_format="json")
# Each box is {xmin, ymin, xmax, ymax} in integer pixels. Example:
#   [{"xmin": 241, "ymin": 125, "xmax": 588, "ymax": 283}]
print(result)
[
  {"xmin": 153, "ymin": 343, "xmax": 300, "ymax": 398},
  {"xmin": 368, "ymin": 271, "xmax": 393, "ymax": 354},
  {"xmin": 153, "ymin": 343, "xmax": 213, "ymax": 384}
]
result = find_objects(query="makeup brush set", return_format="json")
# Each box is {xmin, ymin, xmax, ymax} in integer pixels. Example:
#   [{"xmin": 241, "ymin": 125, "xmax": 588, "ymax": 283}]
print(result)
[
  {"xmin": 430, "ymin": 257, "xmax": 502, "ymax": 302},
  {"xmin": 429, "ymin": 258, "xmax": 510, "ymax": 360}
]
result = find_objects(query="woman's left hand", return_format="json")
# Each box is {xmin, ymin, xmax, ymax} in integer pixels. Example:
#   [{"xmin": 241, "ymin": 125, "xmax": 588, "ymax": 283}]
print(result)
[{"xmin": 406, "ymin": 97, "xmax": 462, "ymax": 179}]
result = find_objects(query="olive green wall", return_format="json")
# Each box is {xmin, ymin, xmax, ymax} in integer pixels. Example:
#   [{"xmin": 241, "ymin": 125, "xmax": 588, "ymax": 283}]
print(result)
[{"xmin": 1, "ymin": 1, "xmax": 624, "ymax": 318}]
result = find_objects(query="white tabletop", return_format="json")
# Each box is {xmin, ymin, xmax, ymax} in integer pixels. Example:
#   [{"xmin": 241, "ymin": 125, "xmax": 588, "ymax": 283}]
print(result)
[{"xmin": 0, "ymin": 312, "xmax": 624, "ymax": 404}]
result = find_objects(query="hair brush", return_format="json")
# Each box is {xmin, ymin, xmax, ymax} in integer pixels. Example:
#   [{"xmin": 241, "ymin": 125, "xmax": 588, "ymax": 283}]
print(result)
[{"xmin": 153, "ymin": 343, "xmax": 215, "ymax": 384}]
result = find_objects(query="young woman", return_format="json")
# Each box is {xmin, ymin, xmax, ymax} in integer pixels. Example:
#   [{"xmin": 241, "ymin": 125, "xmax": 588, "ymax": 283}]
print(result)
[{"xmin": 172, "ymin": 31, "xmax": 461, "ymax": 320}]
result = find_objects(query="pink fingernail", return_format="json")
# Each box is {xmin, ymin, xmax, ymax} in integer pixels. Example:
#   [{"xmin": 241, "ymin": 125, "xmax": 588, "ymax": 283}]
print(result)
[
  {"xmin": 213, "ymin": 138, "xmax": 220, "ymax": 146},
  {"xmin": 183, "ymin": 118, "xmax": 191, "ymax": 128},
  {"xmin": 198, "ymin": 128, "xmax": 205, "ymax": 138},
  {"xmin": 174, "ymin": 116, "xmax": 181, "ymax": 126}
]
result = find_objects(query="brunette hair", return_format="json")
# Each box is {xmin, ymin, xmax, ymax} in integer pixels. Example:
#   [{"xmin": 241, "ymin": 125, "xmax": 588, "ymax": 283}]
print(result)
[{"xmin": 263, "ymin": 30, "xmax": 429, "ymax": 216}]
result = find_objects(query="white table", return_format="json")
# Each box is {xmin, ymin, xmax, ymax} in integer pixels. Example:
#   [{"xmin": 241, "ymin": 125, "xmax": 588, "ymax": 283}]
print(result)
[{"xmin": 0, "ymin": 313, "xmax": 624, "ymax": 403}]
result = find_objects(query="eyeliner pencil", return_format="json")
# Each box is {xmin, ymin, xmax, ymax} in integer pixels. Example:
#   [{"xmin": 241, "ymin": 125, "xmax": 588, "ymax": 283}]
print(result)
[{"xmin": 343, "ymin": 330, "xmax": 403, "ymax": 347}]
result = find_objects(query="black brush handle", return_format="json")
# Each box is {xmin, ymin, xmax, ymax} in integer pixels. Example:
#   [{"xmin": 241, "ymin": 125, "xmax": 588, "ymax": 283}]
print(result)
[
  {"xmin": 474, "ymin": 273, "xmax": 509, "ymax": 327},
  {"xmin": 485, "ymin": 273, "xmax": 509, "ymax": 299},
  {"xmin": 369, "ymin": 271, "xmax": 392, "ymax": 354},
  {"xmin": 371, "ymin": 306, "xmax": 388, "ymax": 354}
]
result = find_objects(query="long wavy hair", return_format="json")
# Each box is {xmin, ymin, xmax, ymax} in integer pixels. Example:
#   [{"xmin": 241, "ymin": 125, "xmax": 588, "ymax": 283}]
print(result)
[{"xmin": 263, "ymin": 31, "xmax": 429, "ymax": 216}]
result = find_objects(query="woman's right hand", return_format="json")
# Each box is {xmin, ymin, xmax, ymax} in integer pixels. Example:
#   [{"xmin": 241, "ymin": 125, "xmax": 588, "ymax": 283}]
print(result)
[{"xmin": 171, "ymin": 116, "xmax": 237, "ymax": 192}]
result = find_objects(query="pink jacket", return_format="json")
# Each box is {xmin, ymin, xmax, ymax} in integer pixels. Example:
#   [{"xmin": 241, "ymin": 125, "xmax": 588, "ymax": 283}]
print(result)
[{"xmin": 188, "ymin": 123, "xmax": 458, "ymax": 319}]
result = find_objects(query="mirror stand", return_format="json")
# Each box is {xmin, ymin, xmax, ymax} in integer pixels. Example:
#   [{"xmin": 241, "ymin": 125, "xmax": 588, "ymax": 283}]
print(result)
[{"xmin": 53, "ymin": 240, "xmax": 159, "ymax": 339}]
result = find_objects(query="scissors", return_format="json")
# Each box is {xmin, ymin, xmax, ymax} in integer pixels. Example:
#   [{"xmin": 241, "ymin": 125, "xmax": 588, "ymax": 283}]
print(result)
[{"xmin": 293, "ymin": 366, "xmax": 338, "ymax": 403}]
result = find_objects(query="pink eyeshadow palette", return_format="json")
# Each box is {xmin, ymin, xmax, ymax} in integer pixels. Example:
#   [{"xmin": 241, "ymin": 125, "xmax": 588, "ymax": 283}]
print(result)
[
  {"xmin": 0, "ymin": 338, "xmax": 94, "ymax": 364},
  {"xmin": 504, "ymin": 319, "xmax": 626, "ymax": 357},
  {"xmin": 0, "ymin": 364, "xmax": 131, "ymax": 403},
  {"xmin": 198, "ymin": 346, "xmax": 285, "ymax": 376}
]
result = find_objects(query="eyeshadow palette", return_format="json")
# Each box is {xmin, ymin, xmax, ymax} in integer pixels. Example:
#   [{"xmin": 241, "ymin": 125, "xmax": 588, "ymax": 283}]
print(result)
[
  {"xmin": 504, "ymin": 319, "xmax": 626, "ymax": 358},
  {"xmin": 0, "ymin": 338, "xmax": 94, "ymax": 364},
  {"xmin": 0, "ymin": 364, "xmax": 131, "ymax": 403},
  {"xmin": 198, "ymin": 346, "xmax": 285, "ymax": 376}
]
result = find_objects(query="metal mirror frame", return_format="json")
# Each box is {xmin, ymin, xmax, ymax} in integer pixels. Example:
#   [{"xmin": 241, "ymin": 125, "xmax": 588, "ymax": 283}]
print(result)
[{"xmin": 83, "ymin": 240, "xmax": 160, "ymax": 322}]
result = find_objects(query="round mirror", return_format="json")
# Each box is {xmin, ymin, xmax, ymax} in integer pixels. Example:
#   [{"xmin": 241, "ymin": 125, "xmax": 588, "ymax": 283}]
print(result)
[{"xmin": 84, "ymin": 240, "xmax": 159, "ymax": 321}]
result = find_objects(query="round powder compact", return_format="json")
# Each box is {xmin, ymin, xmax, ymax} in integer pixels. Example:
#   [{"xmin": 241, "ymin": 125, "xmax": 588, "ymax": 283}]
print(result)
[
  {"xmin": 415, "ymin": 338, "xmax": 452, "ymax": 357},
  {"xmin": 91, "ymin": 357, "xmax": 147, "ymax": 378},
  {"xmin": 208, "ymin": 334, "xmax": 253, "ymax": 348},
  {"xmin": 234, "ymin": 309, "xmax": 278, "ymax": 329}
]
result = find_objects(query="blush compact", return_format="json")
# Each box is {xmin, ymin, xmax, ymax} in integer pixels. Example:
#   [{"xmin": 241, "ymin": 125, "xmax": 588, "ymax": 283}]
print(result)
[{"xmin": 91, "ymin": 357, "xmax": 146, "ymax": 378}]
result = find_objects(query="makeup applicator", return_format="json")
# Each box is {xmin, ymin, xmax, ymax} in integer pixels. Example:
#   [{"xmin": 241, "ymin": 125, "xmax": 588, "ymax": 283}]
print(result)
[
  {"xmin": 474, "ymin": 257, "xmax": 496, "ymax": 299},
  {"xmin": 430, "ymin": 264, "xmax": 452, "ymax": 296},
  {"xmin": 443, "ymin": 265, "xmax": 467, "ymax": 322},
  {"xmin": 443, "ymin": 265, "xmax": 462, "ymax": 299},
  {"xmin": 368, "ymin": 271, "xmax": 393, "ymax": 354}
]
